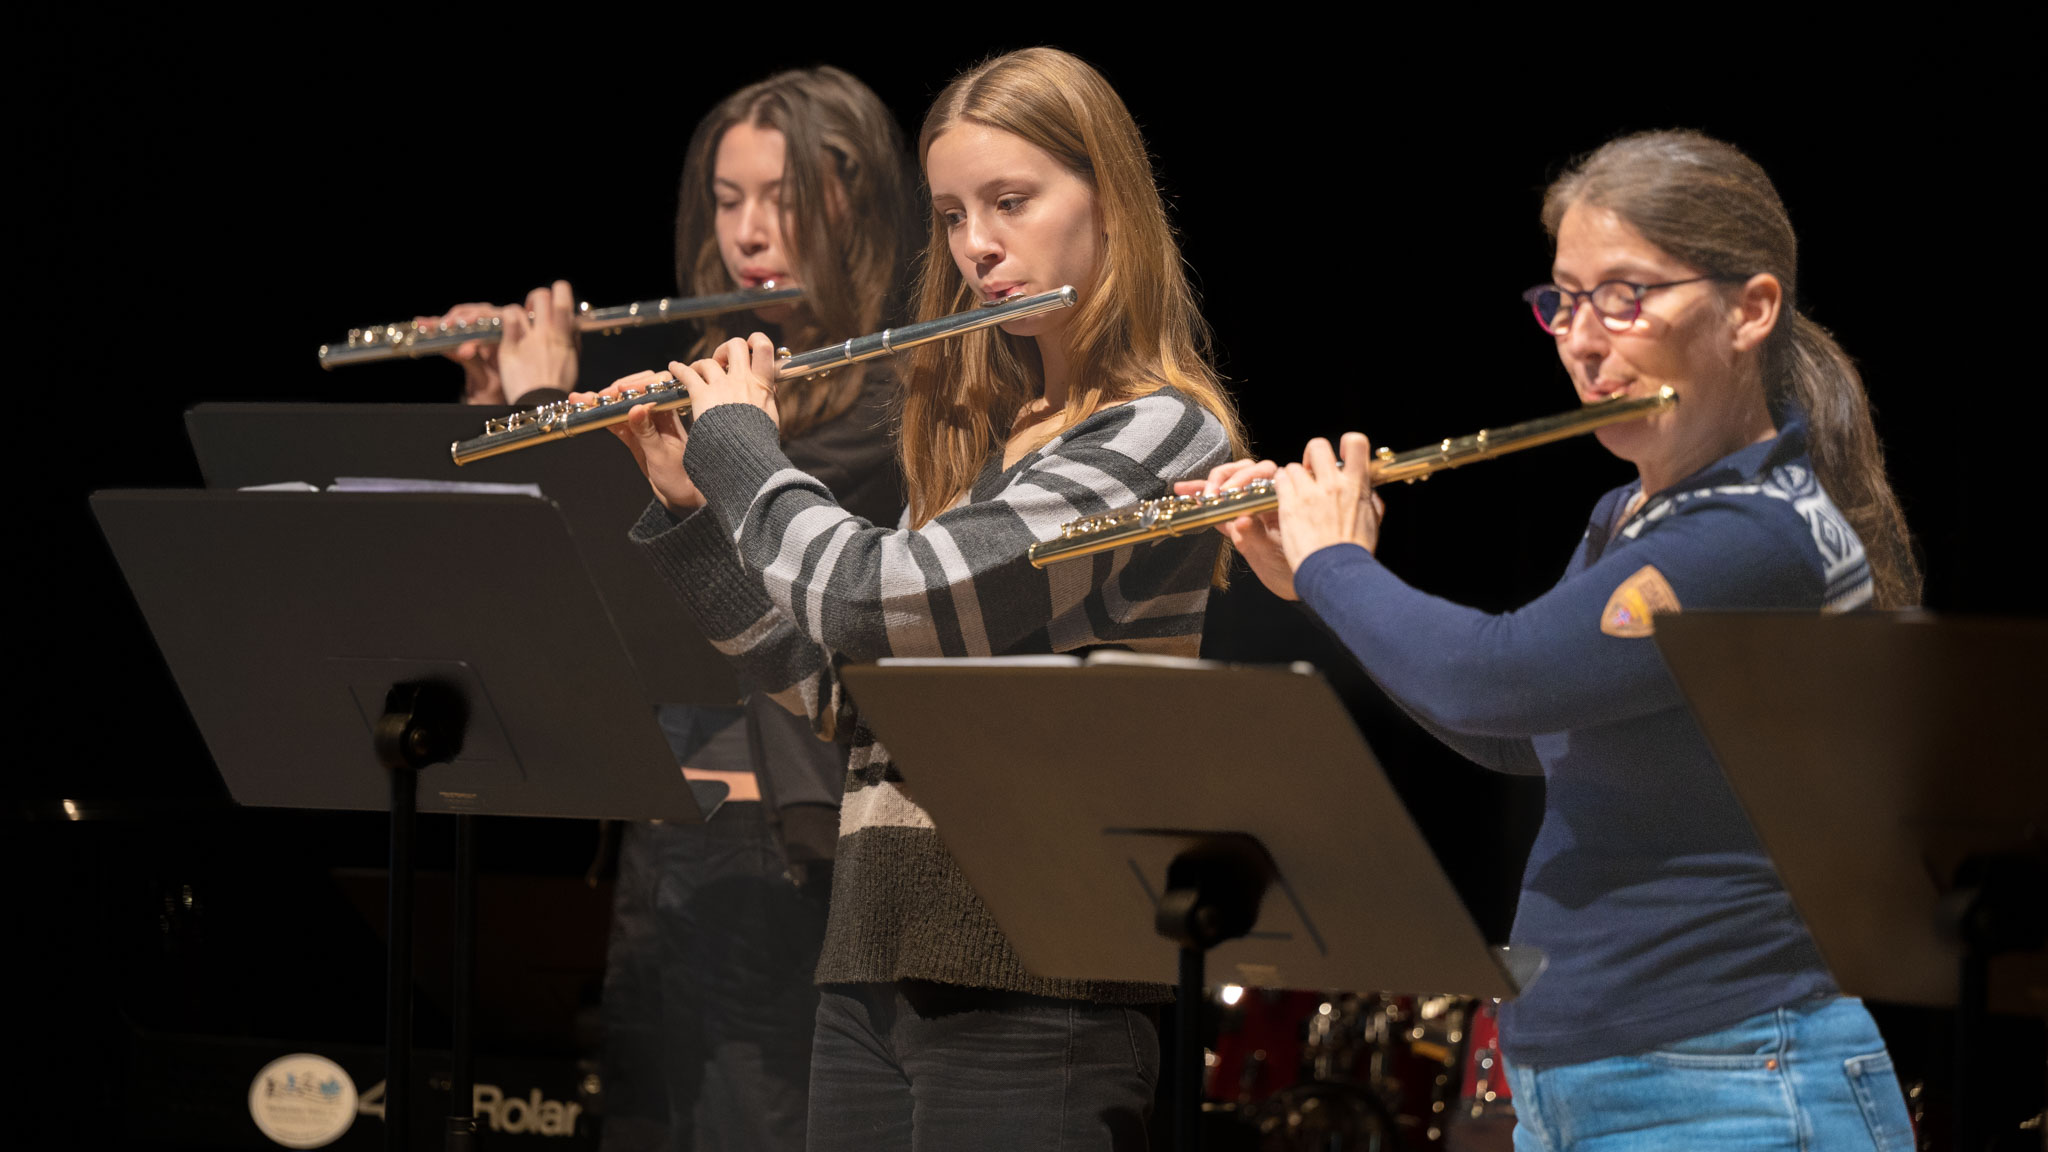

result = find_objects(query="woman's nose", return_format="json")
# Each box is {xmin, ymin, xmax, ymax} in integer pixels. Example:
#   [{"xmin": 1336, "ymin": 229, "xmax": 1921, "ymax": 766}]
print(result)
[
  {"xmin": 737, "ymin": 200, "xmax": 770, "ymax": 252},
  {"xmin": 961, "ymin": 214, "xmax": 1001, "ymax": 266},
  {"xmin": 1561, "ymin": 299, "xmax": 1612, "ymax": 356}
]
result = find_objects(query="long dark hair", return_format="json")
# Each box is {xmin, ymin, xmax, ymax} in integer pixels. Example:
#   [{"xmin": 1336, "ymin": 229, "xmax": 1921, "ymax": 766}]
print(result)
[
  {"xmin": 1543, "ymin": 130, "xmax": 1921, "ymax": 608},
  {"xmin": 673, "ymin": 66, "xmax": 918, "ymax": 439}
]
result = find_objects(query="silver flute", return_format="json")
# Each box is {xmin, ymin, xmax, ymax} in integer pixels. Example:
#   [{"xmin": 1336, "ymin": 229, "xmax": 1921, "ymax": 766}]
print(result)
[
  {"xmin": 450, "ymin": 286, "xmax": 1079, "ymax": 465},
  {"xmin": 318, "ymin": 284, "xmax": 804, "ymax": 369}
]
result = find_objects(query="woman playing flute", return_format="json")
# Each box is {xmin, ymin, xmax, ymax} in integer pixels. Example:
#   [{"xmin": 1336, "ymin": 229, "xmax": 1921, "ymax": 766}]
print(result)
[
  {"xmin": 441, "ymin": 66, "xmax": 918, "ymax": 1152},
  {"xmin": 1196, "ymin": 130, "xmax": 1918, "ymax": 1151}
]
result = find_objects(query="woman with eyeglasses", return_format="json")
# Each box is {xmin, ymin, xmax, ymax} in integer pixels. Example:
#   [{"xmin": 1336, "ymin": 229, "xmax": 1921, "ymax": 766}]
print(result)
[
  {"xmin": 1192, "ymin": 131, "xmax": 1918, "ymax": 1149},
  {"xmin": 578, "ymin": 48, "xmax": 1243, "ymax": 1150}
]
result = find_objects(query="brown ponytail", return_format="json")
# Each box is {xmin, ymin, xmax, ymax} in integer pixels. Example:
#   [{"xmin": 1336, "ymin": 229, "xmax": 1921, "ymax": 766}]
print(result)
[{"xmin": 1543, "ymin": 131, "xmax": 1921, "ymax": 607}]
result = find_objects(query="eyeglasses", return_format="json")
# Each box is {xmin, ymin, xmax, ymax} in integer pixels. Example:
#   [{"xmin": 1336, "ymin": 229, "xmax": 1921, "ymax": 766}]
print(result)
[{"xmin": 1520, "ymin": 277, "xmax": 1737, "ymax": 335}]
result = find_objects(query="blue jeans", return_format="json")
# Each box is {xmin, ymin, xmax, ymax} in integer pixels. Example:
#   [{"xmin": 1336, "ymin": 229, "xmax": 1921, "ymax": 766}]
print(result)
[
  {"xmin": 807, "ymin": 982, "xmax": 1160, "ymax": 1152},
  {"xmin": 1504, "ymin": 996, "xmax": 1914, "ymax": 1151}
]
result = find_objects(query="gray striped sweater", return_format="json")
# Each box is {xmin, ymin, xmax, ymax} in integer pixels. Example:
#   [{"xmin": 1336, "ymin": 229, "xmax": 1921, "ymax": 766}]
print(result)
[{"xmin": 631, "ymin": 388, "xmax": 1229, "ymax": 1001}]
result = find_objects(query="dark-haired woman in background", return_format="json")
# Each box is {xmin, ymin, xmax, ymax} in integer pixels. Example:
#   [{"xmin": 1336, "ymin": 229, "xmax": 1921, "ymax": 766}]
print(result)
[
  {"xmin": 1197, "ymin": 131, "xmax": 1918, "ymax": 1149},
  {"xmin": 436, "ymin": 67, "xmax": 918, "ymax": 1152}
]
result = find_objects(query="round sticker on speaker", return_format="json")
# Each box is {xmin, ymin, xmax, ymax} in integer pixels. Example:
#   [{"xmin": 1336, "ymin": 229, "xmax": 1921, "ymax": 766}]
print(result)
[{"xmin": 248, "ymin": 1053, "xmax": 357, "ymax": 1148}]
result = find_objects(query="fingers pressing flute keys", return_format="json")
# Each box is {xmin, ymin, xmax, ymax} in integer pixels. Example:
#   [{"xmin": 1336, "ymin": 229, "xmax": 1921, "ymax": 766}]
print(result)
[
  {"xmin": 1167, "ymin": 434, "xmax": 1386, "ymax": 603},
  {"xmin": 575, "ymin": 328, "xmax": 780, "ymax": 513},
  {"xmin": 1273, "ymin": 433, "xmax": 1385, "ymax": 573},
  {"xmin": 666, "ymin": 332, "xmax": 783, "ymax": 431},
  {"xmin": 428, "ymin": 280, "xmax": 581, "ymax": 406},
  {"xmin": 496, "ymin": 281, "xmax": 581, "ymax": 404},
  {"xmin": 576, "ymin": 371, "xmax": 706, "ymax": 513},
  {"xmin": 1171, "ymin": 455, "xmax": 1292, "ymax": 600},
  {"xmin": 415, "ymin": 300, "xmax": 506, "ymax": 404}
]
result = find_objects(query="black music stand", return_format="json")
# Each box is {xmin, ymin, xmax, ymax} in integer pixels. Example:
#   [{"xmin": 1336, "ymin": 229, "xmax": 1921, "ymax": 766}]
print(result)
[
  {"xmin": 839, "ymin": 654, "xmax": 1529, "ymax": 1152},
  {"xmin": 93, "ymin": 489, "xmax": 717, "ymax": 1152},
  {"xmin": 185, "ymin": 401, "xmax": 738, "ymax": 705},
  {"xmin": 1655, "ymin": 613, "xmax": 2048, "ymax": 1152}
]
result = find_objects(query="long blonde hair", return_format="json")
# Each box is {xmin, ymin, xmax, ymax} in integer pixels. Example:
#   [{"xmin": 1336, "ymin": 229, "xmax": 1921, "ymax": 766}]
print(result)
[
  {"xmin": 1543, "ymin": 130, "xmax": 1921, "ymax": 608},
  {"xmin": 673, "ymin": 67, "xmax": 918, "ymax": 440},
  {"xmin": 899, "ymin": 48, "xmax": 1245, "ymax": 526}
]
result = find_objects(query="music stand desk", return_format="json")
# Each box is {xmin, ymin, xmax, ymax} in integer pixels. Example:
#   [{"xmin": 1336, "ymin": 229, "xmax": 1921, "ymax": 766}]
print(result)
[
  {"xmin": 93, "ymin": 488, "xmax": 707, "ymax": 821},
  {"xmin": 1657, "ymin": 612, "xmax": 2047, "ymax": 1152},
  {"xmin": 1655, "ymin": 612, "xmax": 2045, "ymax": 1015},
  {"xmin": 841, "ymin": 654, "xmax": 1523, "ymax": 998},
  {"xmin": 185, "ymin": 401, "xmax": 737, "ymax": 706}
]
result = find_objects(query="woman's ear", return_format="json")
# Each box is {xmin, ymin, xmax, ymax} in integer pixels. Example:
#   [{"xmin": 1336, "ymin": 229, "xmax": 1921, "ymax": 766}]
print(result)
[{"xmin": 1730, "ymin": 272, "xmax": 1783, "ymax": 353}]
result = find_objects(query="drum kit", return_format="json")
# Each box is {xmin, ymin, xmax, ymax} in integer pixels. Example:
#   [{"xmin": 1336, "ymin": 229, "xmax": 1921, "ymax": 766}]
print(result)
[{"xmin": 1206, "ymin": 987, "xmax": 1517, "ymax": 1152}]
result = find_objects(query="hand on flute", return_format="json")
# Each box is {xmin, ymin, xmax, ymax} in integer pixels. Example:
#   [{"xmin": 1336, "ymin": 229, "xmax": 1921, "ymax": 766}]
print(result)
[
  {"xmin": 425, "ymin": 280, "xmax": 581, "ymax": 405},
  {"xmin": 415, "ymin": 299, "xmax": 505, "ymax": 405},
  {"xmin": 1273, "ymin": 432, "xmax": 1385, "ymax": 570},
  {"xmin": 497, "ymin": 281, "xmax": 581, "ymax": 404},
  {"xmin": 669, "ymin": 333, "xmax": 781, "ymax": 430},
  {"xmin": 1177, "ymin": 457, "xmax": 1293, "ymax": 600},
  {"xmin": 576, "ymin": 371, "xmax": 705, "ymax": 512}
]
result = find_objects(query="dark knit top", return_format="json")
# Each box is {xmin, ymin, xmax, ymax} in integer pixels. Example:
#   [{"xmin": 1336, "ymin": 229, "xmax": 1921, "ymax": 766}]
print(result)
[{"xmin": 631, "ymin": 387, "xmax": 1229, "ymax": 1001}]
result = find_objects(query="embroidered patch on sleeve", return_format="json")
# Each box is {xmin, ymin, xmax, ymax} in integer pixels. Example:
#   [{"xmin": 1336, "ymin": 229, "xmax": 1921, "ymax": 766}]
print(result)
[{"xmin": 1600, "ymin": 564, "xmax": 1682, "ymax": 638}]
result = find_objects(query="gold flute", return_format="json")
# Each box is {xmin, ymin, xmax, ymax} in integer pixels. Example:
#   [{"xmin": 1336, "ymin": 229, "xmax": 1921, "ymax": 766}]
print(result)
[
  {"xmin": 1026, "ymin": 387, "xmax": 1679, "ymax": 568},
  {"xmin": 450, "ymin": 286, "xmax": 1078, "ymax": 465},
  {"xmin": 318, "ymin": 284, "xmax": 804, "ymax": 369}
]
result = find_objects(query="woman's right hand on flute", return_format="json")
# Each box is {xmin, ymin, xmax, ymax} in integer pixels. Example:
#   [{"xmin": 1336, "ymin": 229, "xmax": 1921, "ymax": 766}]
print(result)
[
  {"xmin": 423, "ymin": 280, "xmax": 581, "ymax": 405},
  {"xmin": 416, "ymin": 300, "xmax": 505, "ymax": 405},
  {"xmin": 1175, "ymin": 457, "xmax": 1296, "ymax": 600},
  {"xmin": 574, "ymin": 371, "xmax": 707, "ymax": 512}
]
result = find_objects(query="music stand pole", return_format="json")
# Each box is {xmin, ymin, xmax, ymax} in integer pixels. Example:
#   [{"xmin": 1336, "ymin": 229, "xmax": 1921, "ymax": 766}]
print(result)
[
  {"xmin": 449, "ymin": 814, "xmax": 477, "ymax": 1152},
  {"xmin": 1155, "ymin": 836, "xmax": 1273, "ymax": 1152},
  {"xmin": 387, "ymin": 760, "xmax": 415, "ymax": 1151}
]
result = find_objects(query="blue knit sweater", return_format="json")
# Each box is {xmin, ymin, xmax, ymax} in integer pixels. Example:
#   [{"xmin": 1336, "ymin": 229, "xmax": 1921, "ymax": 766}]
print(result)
[{"xmin": 1295, "ymin": 414, "xmax": 1870, "ymax": 1066}]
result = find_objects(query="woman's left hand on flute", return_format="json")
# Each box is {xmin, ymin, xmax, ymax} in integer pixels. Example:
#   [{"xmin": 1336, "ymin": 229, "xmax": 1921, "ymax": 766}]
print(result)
[{"xmin": 1273, "ymin": 432, "xmax": 1384, "ymax": 568}]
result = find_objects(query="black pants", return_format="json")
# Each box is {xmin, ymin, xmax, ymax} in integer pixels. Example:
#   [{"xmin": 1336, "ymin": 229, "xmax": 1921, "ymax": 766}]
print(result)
[
  {"xmin": 601, "ymin": 806, "xmax": 829, "ymax": 1152},
  {"xmin": 807, "ymin": 981, "xmax": 1160, "ymax": 1151}
]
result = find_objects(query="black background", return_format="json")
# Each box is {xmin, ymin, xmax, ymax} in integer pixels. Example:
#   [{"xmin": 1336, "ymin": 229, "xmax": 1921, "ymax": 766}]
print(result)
[{"xmin": 17, "ymin": 17, "xmax": 2038, "ymax": 1147}]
